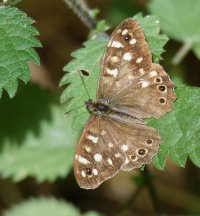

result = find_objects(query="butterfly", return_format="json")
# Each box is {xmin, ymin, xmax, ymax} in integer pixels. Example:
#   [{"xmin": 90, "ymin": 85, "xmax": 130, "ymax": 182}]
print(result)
[{"xmin": 73, "ymin": 18, "xmax": 176, "ymax": 189}]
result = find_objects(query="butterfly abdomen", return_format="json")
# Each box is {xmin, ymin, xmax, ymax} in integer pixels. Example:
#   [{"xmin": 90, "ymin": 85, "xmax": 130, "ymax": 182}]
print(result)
[{"xmin": 109, "ymin": 110, "xmax": 144, "ymax": 125}]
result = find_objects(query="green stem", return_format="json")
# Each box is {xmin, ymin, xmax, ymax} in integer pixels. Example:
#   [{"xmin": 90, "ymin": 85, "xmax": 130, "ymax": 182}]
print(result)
[
  {"xmin": 141, "ymin": 167, "xmax": 160, "ymax": 214},
  {"xmin": 172, "ymin": 40, "xmax": 193, "ymax": 65},
  {"xmin": 62, "ymin": 0, "xmax": 97, "ymax": 29},
  {"xmin": 114, "ymin": 183, "xmax": 144, "ymax": 216}
]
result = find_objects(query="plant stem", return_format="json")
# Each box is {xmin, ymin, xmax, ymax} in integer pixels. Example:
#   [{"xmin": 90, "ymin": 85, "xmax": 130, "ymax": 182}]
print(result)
[
  {"xmin": 114, "ymin": 183, "xmax": 144, "ymax": 216},
  {"xmin": 141, "ymin": 167, "xmax": 160, "ymax": 214},
  {"xmin": 172, "ymin": 40, "xmax": 193, "ymax": 65},
  {"xmin": 62, "ymin": 0, "xmax": 97, "ymax": 29}
]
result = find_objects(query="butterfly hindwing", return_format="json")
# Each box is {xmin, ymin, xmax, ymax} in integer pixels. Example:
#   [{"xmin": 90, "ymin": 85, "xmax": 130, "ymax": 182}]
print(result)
[
  {"xmin": 74, "ymin": 115, "xmax": 126, "ymax": 189},
  {"xmin": 74, "ymin": 114, "xmax": 161, "ymax": 189}
]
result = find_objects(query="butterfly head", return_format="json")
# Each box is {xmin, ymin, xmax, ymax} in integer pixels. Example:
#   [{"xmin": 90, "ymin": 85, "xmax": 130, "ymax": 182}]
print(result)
[
  {"xmin": 85, "ymin": 99, "xmax": 96, "ymax": 113},
  {"xmin": 85, "ymin": 99, "xmax": 110, "ymax": 116}
]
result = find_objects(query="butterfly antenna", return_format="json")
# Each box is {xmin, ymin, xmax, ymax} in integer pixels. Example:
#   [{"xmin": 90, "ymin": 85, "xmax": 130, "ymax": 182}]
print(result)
[
  {"xmin": 77, "ymin": 69, "xmax": 91, "ymax": 99},
  {"xmin": 65, "ymin": 104, "xmax": 85, "ymax": 115}
]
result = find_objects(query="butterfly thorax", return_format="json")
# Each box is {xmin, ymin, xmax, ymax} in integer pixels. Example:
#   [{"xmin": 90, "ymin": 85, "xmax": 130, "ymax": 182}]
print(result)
[{"xmin": 85, "ymin": 99, "xmax": 110, "ymax": 116}]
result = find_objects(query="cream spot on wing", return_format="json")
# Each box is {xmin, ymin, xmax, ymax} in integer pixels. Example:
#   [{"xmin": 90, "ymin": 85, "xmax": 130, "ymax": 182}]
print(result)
[
  {"xmin": 81, "ymin": 170, "xmax": 86, "ymax": 177},
  {"xmin": 87, "ymin": 135, "xmax": 98, "ymax": 143},
  {"xmin": 94, "ymin": 153, "xmax": 102, "ymax": 162},
  {"xmin": 107, "ymin": 158, "xmax": 113, "ymax": 165},
  {"xmin": 115, "ymin": 153, "xmax": 121, "ymax": 158},
  {"xmin": 136, "ymin": 57, "xmax": 143, "ymax": 63},
  {"xmin": 106, "ymin": 68, "xmax": 118, "ymax": 77},
  {"xmin": 122, "ymin": 144, "xmax": 128, "ymax": 152},
  {"xmin": 115, "ymin": 81, "xmax": 120, "ymax": 87},
  {"xmin": 84, "ymin": 145, "xmax": 91, "ymax": 153},
  {"xmin": 123, "ymin": 52, "xmax": 132, "ymax": 61},
  {"xmin": 75, "ymin": 154, "xmax": 78, "ymax": 160},
  {"xmin": 125, "ymin": 157, "xmax": 129, "ymax": 164},
  {"xmin": 110, "ymin": 55, "xmax": 119, "ymax": 63},
  {"xmin": 101, "ymin": 130, "xmax": 107, "ymax": 136},
  {"xmin": 111, "ymin": 41, "xmax": 123, "ymax": 48},
  {"xmin": 122, "ymin": 29, "xmax": 128, "ymax": 35},
  {"xmin": 93, "ymin": 169, "xmax": 98, "ymax": 175},
  {"xmin": 78, "ymin": 156, "xmax": 90, "ymax": 165},
  {"xmin": 149, "ymin": 70, "xmax": 158, "ymax": 77},
  {"xmin": 108, "ymin": 142, "xmax": 114, "ymax": 148},
  {"xmin": 128, "ymin": 74, "xmax": 134, "ymax": 80},
  {"xmin": 130, "ymin": 38, "xmax": 136, "ymax": 45},
  {"xmin": 117, "ymin": 29, "xmax": 122, "ymax": 34},
  {"xmin": 139, "ymin": 68, "xmax": 145, "ymax": 75},
  {"xmin": 108, "ymin": 40, "xmax": 112, "ymax": 47},
  {"xmin": 139, "ymin": 80, "xmax": 149, "ymax": 88}
]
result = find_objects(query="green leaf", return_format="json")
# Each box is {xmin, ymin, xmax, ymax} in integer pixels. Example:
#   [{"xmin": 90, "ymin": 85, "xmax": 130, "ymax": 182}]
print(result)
[
  {"xmin": 3, "ymin": 197, "xmax": 103, "ymax": 216},
  {"xmin": 0, "ymin": 7, "xmax": 41, "ymax": 98},
  {"xmin": 60, "ymin": 13, "xmax": 168, "ymax": 132},
  {"xmin": 60, "ymin": 39, "xmax": 107, "ymax": 133},
  {"xmin": 0, "ymin": 84, "xmax": 77, "ymax": 182},
  {"xmin": 150, "ymin": 86, "xmax": 200, "ymax": 169},
  {"xmin": 148, "ymin": 0, "xmax": 200, "ymax": 59},
  {"xmin": 3, "ymin": 198, "xmax": 80, "ymax": 216}
]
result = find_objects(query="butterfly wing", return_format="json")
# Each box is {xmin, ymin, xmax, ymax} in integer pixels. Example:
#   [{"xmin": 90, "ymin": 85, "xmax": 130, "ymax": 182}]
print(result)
[
  {"xmin": 97, "ymin": 18, "xmax": 175, "ymax": 119},
  {"xmin": 74, "ymin": 115, "xmax": 126, "ymax": 189},
  {"xmin": 74, "ymin": 114, "xmax": 160, "ymax": 189}
]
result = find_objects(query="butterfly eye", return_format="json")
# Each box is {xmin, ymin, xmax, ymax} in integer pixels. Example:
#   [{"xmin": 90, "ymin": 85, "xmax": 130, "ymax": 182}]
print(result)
[{"xmin": 96, "ymin": 103, "xmax": 109, "ymax": 113}]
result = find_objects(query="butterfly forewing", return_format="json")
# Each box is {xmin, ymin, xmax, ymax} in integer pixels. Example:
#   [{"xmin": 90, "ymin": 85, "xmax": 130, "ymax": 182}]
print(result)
[
  {"xmin": 97, "ymin": 18, "xmax": 152, "ymax": 100},
  {"xmin": 97, "ymin": 18, "xmax": 175, "ymax": 119}
]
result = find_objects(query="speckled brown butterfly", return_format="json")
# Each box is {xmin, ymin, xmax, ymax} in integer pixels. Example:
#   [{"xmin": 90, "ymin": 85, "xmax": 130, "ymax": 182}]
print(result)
[{"xmin": 74, "ymin": 18, "xmax": 176, "ymax": 189}]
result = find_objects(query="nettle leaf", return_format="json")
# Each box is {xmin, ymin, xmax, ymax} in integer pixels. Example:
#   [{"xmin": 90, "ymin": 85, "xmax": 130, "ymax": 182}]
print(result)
[
  {"xmin": 60, "ymin": 13, "xmax": 168, "ymax": 133},
  {"xmin": 60, "ymin": 39, "xmax": 106, "ymax": 133},
  {"xmin": 149, "ymin": 86, "xmax": 200, "ymax": 169},
  {"xmin": 3, "ymin": 197, "xmax": 103, "ymax": 216},
  {"xmin": 0, "ymin": 84, "xmax": 77, "ymax": 182},
  {"xmin": 0, "ymin": 6, "xmax": 41, "ymax": 98},
  {"xmin": 148, "ymin": 0, "xmax": 200, "ymax": 59}
]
